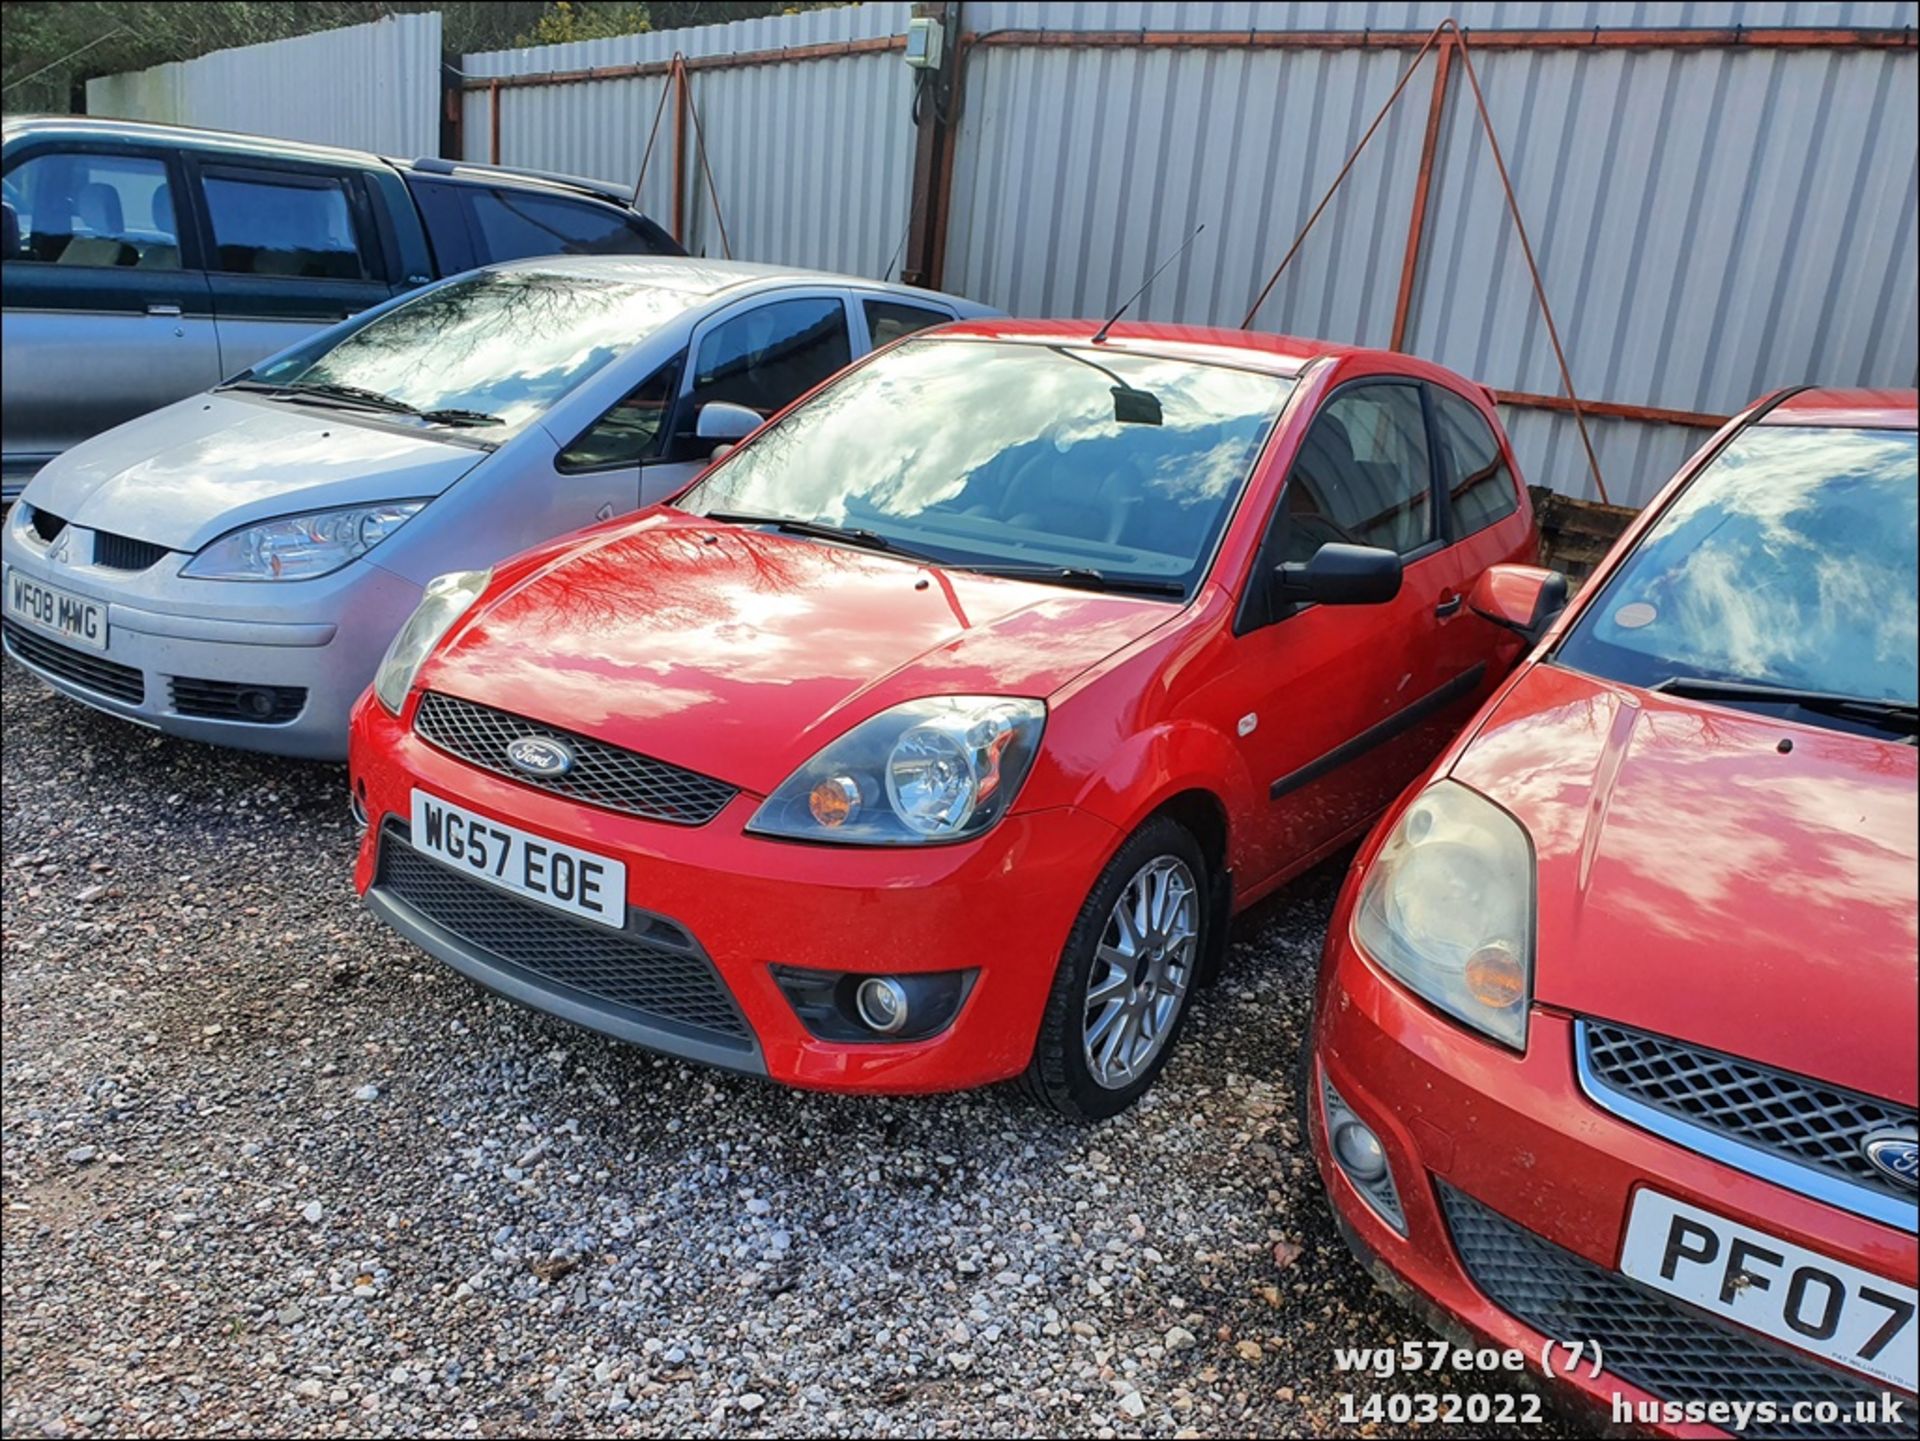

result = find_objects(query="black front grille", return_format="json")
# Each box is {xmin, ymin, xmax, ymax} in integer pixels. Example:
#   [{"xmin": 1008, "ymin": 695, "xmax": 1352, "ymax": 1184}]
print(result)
[
  {"xmin": 27, "ymin": 506, "xmax": 67, "ymax": 543},
  {"xmin": 2, "ymin": 619, "xmax": 143, "ymax": 703},
  {"xmin": 414, "ymin": 691, "xmax": 738, "ymax": 825},
  {"xmin": 1439, "ymin": 1183, "xmax": 1906, "ymax": 1439},
  {"xmin": 169, "ymin": 676, "xmax": 306, "ymax": 723},
  {"xmin": 374, "ymin": 829, "xmax": 749, "ymax": 1042},
  {"xmin": 1582, "ymin": 1021, "xmax": 1917, "ymax": 1205},
  {"xmin": 91, "ymin": 531, "xmax": 172, "ymax": 572}
]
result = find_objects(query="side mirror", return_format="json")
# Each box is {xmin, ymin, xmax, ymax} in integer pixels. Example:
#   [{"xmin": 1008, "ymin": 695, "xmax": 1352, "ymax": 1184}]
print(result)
[
  {"xmin": 694, "ymin": 401, "xmax": 761, "ymax": 456},
  {"xmin": 1468, "ymin": 563, "xmax": 1569, "ymax": 642},
  {"xmin": 1275, "ymin": 542, "xmax": 1403, "ymax": 606}
]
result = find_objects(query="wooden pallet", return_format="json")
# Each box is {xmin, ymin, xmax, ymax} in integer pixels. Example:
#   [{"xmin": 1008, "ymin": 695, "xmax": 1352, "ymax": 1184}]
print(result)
[{"xmin": 1529, "ymin": 486, "xmax": 1638, "ymax": 586}]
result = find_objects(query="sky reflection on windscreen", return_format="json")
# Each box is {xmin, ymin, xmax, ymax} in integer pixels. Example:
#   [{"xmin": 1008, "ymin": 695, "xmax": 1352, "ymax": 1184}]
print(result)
[
  {"xmin": 680, "ymin": 339, "xmax": 1291, "ymax": 585},
  {"xmin": 1561, "ymin": 426, "xmax": 1919, "ymax": 703},
  {"xmin": 264, "ymin": 270, "xmax": 703, "ymax": 430}
]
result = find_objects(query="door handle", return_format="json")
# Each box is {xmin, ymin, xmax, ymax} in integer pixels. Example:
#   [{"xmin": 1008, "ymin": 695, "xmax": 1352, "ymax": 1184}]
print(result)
[
  {"xmin": 1435, "ymin": 593, "xmax": 1464, "ymax": 618},
  {"xmin": 146, "ymin": 303, "xmax": 183, "ymax": 317}
]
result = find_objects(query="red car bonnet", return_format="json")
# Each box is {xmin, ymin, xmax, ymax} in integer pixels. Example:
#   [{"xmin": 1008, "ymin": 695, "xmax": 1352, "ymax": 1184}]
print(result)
[
  {"xmin": 1448, "ymin": 660, "xmax": 1919, "ymax": 1106},
  {"xmin": 413, "ymin": 509, "xmax": 1180, "ymax": 796}
]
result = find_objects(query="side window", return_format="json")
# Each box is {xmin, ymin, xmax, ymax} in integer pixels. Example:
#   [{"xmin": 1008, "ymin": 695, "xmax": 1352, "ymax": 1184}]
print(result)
[
  {"xmin": 864, "ymin": 298, "xmax": 952, "ymax": 348},
  {"xmin": 408, "ymin": 179, "xmax": 476, "ymax": 274},
  {"xmin": 463, "ymin": 187, "xmax": 665, "ymax": 263},
  {"xmin": 1431, "ymin": 387, "xmax": 1519, "ymax": 538},
  {"xmin": 4, "ymin": 151, "xmax": 181, "ymax": 269},
  {"xmin": 559, "ymin": 356, "xmax": 684, "ymax": 471},
  {"xmin": 1280, "ymin": 383, "xmax": 1434, "ymax": 563},
  {"xmin": 688, "ymin": 297, "xmax": 851, "ymax": 418},
  {"xmin": 202, "ymin": 168, "xmax": 371, "ymax": 279}
]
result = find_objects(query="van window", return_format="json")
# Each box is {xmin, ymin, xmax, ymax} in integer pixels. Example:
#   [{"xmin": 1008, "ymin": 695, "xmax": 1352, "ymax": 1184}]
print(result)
[
  {"xmin": 202, "ymin": 169, "xmax": 370, "ymax": 280},
  {"xmin": 5, "ymin": 151, "xmax": 181, "ymax": 269},
  {"xmin": 464, "ymin": 187, "xmax": 668, "ymax": 262}
]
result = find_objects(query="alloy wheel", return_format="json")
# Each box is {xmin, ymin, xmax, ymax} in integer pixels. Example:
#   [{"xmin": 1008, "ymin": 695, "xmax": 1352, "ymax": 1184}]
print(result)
[{"xmin": 1081, "ymin": 855, "xmax": 1200, "ymax": 1090}]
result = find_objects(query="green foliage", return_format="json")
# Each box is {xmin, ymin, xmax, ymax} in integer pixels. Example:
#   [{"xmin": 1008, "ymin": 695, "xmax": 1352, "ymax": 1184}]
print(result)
[
  {"xmin": 515, "ymin": 2, "xmax": 653, "ymax": 48},
  {"xmin": 0, "ymin": 2, "xmax": 845, "ymax": 115}
]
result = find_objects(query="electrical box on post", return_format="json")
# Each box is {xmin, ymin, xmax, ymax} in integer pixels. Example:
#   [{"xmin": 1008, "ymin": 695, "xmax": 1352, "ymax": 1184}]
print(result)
[{"xmin": 904, "ymin": 16, "xmax": 944, "ymax": 70}]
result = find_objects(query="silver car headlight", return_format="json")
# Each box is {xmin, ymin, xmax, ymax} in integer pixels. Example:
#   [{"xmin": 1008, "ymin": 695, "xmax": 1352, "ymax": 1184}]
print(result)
[
  {"xmin": 373, "ymin": 569, "xmax": 491, "ymax": 714},
  {"xmin": 181, "ymin": 501, "xmax": 426, "ymax": 580},
  {"xmin": 1351, "ymin": 779, "xmax": 1535, "ymax": 1050},
  {"xmin": 747, "ymin": 696, "xmax": 1046, "ymax": 845}
]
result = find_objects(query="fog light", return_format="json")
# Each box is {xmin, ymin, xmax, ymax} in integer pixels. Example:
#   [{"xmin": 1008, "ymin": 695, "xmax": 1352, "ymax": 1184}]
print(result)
[
  {"xmin": 1333, "ymin": 1119, "xmax": 1388, "ymax": 1182},
  {"xmin": 854, "ymin": 977, "xmax": 910, "ymax": 1035},
  {"xmin": 237, "ymin": 687, "xmax": 278, "ymax": 720},
  {"xmin": 770, "ymin": 966, "xmax": 976, "ymax": 1044},
  {"xmin": 1321, "ymin": 1069, "xmax": 1405, "ymax": 1234}
]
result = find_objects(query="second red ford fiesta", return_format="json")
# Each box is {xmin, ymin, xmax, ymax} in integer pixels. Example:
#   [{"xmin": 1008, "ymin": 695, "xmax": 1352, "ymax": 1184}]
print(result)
[{"xmin": 349, "ymin": 319, "xmax": 1540, "ymax": 1116}]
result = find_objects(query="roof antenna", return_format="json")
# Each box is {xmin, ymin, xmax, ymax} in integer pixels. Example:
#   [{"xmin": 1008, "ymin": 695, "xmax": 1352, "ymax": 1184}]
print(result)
[{"xmin": 1092, "ymin": 224, "xmax": 1204, "ymax": 345}]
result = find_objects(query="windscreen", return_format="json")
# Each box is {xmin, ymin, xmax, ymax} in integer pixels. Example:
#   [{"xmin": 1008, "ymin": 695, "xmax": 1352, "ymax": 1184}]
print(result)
[
  {"xmin": 677, "ymin": 338, "xmax": 1292, "ymax": 594},
  {"xmin": 246, "ymin": 268, "xmax": 704, "ymax": 431},
  {"xmin": 1557, "ymin": 425, "xmax": 1918, "ymax": 705}
]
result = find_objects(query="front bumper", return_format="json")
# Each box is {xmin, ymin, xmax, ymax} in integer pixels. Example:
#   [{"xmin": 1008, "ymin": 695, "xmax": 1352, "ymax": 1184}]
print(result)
[
  {"xmin": 1, "ymin": 526, "xmax": 419, "ymax": 759},
  {"xmin": 348, "ymin": 692, "xmax": 1121, "ymax": 1092},
  {"xmin": 1310, "ymin": 913, "xmax": 1916, "ymax": 1438}
]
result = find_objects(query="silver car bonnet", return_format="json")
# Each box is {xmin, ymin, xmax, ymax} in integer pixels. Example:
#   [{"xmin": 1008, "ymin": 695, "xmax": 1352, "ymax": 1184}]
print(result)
[{"xmin": 23, "ymin": 393, "xmax": 489, "ymax": 553}]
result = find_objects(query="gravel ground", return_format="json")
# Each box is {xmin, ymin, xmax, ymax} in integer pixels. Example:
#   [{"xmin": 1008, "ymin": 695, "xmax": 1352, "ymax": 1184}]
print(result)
[{"xmin": 2, "ymin": 662, "xmax": 1570, "ymax": 1439}]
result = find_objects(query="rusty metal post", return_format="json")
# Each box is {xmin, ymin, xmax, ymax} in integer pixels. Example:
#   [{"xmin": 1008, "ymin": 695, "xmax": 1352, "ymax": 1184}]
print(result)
[
  {"xmin": 1443, "ymin": 21, "xmax": 1611, "ymax": 504},
  {"xmin": 488, "ymin": 79, "xmax": 501, "ymax": 164},
  {"xmin": 901, "ymin": 2, "xmax": 963, "ymax": 289},
  {"xmin": 672, "ymin": 54, "xmax": 689, "ymax": 246},
  {"xmin": 1390, "ymin": 34, "xmax": 1454, "ymax": 352}
]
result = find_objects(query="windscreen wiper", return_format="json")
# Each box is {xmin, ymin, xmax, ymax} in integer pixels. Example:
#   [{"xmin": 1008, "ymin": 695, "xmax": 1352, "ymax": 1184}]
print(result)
[
  {"xmin": 417, "ymin": 407, "xmax": 503, "ymax": 427},
  {"xmin": 278, "ymin": 380, "xmax": 420, "ymax": 414},
  {"xmin": 225, "ymin": 379, "xmax": 501, "ymax": 427},
  {"xmin": 702, "ymin": 512, "xmax": 940, "ymax": 562},
  {"xmin": 959, "ymin": 562, "xmax": 1188, "ymax": 598},
  {"xmin": 1653, "ymin": 675, "xmax": 1919, "ymax": 737}
]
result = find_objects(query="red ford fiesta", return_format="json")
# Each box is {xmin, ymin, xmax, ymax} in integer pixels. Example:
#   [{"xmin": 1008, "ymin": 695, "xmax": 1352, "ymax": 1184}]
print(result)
[
  {"xmin": 1309, "ymin": 388, "xmax": 1918, "ymax": 1432},
  {"xmin": 349, "ymin": 319, "xmax": 1540, "ymax": 1116}
]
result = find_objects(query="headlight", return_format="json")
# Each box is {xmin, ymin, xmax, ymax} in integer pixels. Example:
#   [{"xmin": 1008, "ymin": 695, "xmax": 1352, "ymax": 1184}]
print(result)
[
  {"xmin": 1351, "ymin": 779, "xmax": 1535, "ymax": 1050},
  {"xmin": 747, "ymin": 696, "xmax": 1046, "ymax": 845},
  {"xmin": 372, "ymin": 569, "xmax": 491, "ymax": 714},
  {"xmin": 181, "ymin": 501, "xmax": 426, "ymax": 580}
]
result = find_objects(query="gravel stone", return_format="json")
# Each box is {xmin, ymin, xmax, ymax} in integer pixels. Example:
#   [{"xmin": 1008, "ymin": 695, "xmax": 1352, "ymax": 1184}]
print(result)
[{"xmin": 1, "ymin": 665, "xmax": 1568, "ymax": 1438}]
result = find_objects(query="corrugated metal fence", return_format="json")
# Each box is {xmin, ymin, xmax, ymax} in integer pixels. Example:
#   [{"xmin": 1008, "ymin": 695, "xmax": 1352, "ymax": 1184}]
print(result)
[
  {"xmin": 459, "ymin": 4, "xmax": 918, "ymax": 280},
  {"xmin": 941, "ymin": 2, "xmax": 1918, "ymax": 505},
  {"xmin": 84, "ymin": 13, "xmax": 442, "ymax": 159},
  {"xmin": 82, "ymin": 3, "xmax": 1917, "ymax": 506}
]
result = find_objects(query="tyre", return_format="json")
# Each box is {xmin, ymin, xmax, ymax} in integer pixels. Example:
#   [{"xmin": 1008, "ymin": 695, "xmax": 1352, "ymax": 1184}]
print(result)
[{"xmin": 1021, "ymin": 816, "xmax": 1209, "ymax": 1119}]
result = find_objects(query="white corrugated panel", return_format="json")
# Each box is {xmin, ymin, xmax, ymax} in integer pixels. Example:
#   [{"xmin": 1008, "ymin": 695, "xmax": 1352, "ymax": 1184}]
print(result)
[
  {"xmin": 963, "ymin": 2, "xmax": 1920, "ymax": 33},
  {"xmin": 944, "ymin": 1, "xmax": 1918, "ymax": 504},
  {"xmin": 85, "ymin": 14, "xmax": 442, "ymax": 157},
  {"xmin": 461, "ymin": 3, "xmax": 918, "ymax": 277}
]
